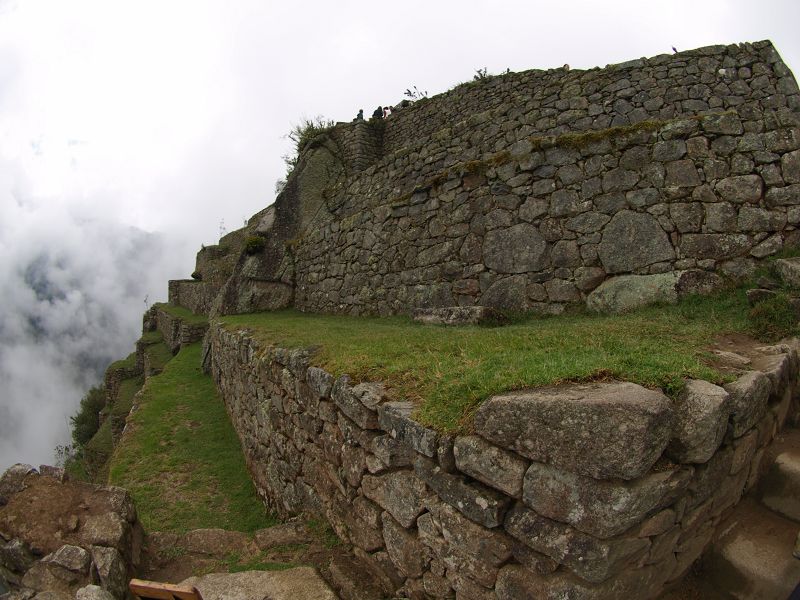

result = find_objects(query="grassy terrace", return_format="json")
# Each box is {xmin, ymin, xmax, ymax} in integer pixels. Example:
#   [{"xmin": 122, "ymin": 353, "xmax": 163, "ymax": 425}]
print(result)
[
  {"xmin": 156, "ymin": 302, "xmax": 211, "ymax": 326},
  {"xmin": 109, "ymin": 342, "xmax": 274, "ymax": 533},
  {"xmin": 221, "ymin": 289, "xmax": 765, "ymax": 433}
]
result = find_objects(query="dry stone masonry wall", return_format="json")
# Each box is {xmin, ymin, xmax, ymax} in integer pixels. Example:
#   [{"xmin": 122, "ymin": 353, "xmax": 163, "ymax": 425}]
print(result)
[
  {"xmin": 167, "ymin": 40, "xmax": 800, "ymax": 317},
  {"xmin": 206, "ymin": 322, "xmax": 800, "ymax": 599},
  {"xmin": 289, "ymin": 41, "xmax": 800, "ymax": 315}
]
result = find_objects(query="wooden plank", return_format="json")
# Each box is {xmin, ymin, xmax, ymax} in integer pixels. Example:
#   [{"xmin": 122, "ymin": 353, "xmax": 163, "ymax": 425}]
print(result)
[{"xmin": 129, "ymin": 578, "xmax": 204, "ymax": 600}]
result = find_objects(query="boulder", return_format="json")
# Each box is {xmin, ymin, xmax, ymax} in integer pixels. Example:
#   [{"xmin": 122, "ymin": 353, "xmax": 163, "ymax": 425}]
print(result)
[
  {"xmin": 666, "ymin": 380, "xmax": 731, "ymax": 464},
  {"xmin": 775, "ymin": 257, "xmax": 800, "ymax": 288},
  {"xmin": 411, "ymin": 306, "xmax": 508, "ymax": 326},
  {"xmin": 586, "ymin": 273, "xmax": 679, "ymax": 314},
  {"xmin": 598, "ymin": 211, "xmax": 674, "ymax": 274},
  {"xmin": 377, "ymin": 402, "xmax": 438, "ymax": 457},
  {"xmin": 0, "ymin": 464, "xmax": 36, "ymax": 505},
  {"xmin": 473, "ymin": 382, "xmax": 673, "ymax": 480},
  {"xmin": 76, "ymin": 585, "xmax": 115, "ymax": 600},
  {"xmin": 89, "ymin": 547, "xmax": 126, "ymax": 599}
]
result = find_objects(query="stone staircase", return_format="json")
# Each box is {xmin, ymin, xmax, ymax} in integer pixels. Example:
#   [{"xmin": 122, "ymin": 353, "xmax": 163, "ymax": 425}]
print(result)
[{"xmin": 697, "ymin": 427, "xmax": 800, "ymax": 599}]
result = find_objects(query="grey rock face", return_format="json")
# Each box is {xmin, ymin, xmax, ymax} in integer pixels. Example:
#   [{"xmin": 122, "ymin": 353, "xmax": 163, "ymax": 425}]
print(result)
[
  {"xmin": 666, "ymin": 380, "xmax": 730, "ymax": 464},
  {"xmin": 414, "ymin": 456, "xmax": 510, "ymax": 528},
  {"xmin": 361, "ymin": 471, "xmax": 427, "ymax": 528},
  {"xmin": 598, "ymin": 211, "xmax": 674, "ymax": 274},
  {"xmin": 723, "ymin": 371, "xmax": 771, "ymax": 437},
  {"xmin": 453, "ymin": 435, "xmax": 529, "ymax": 497},
  {"xmin": 381, "ymin": 512, "xmax": 429, "ymax": 578},
  {"xmin": 377, "ymin": 402, "xmax": 438, "ymax": 457},
  {"xmin": 523, "ymin": 463, "xmax": 692, "ymax": 538},
  {"xmin": 331, "ymin": 376, "xmax": 380, "ymax": 429},
  {"xmin": 76, "ymin": 585, "xmax": 115, "ymax": 600},
  {"xmin": 473, "ymin": 382, "xmax": 673, "ymax": 480},
  {"xmin": 680, "ymin": 233, "xmax": 751, "ymax": 260},
  {"xmin": 0, "ymin": 464, "xmax": 36, "ymax": 505},
  {"xmin": 715, "ymin": 175, "xmax": 764, "ymax": 203},
  {"xmin": 180, "ymin": 568, "xmax": 338, "ymax": 600},
  {"xmin": 89, "ymin": 547, "xmax": 126, "ymax": 599},
  {"xmin": 504, "ymin": 504, "xmax": 650, "ymax": 583},
  {"xmin": 483, "ymin": 223, "xmax": 549, "ymax": 274},
  {"xmin": 776, "ymin": 257, "xmax": 800, "ymax": 288}
]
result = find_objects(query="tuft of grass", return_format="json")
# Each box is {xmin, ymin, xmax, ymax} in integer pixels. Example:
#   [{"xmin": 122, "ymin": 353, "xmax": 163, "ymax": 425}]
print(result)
[
  {"xmin": 145, "ymin": 342, "xmax": 174, "ymax": 372},
  {"xmin": 749, "ymin": 292, "xmax": 800, "ymax": 341},
  {"xmin": 222, "ymin": 290, "xmax": 752, "ymax": 433},
  {"xmin": 109, "ymin": 343, "xmax": 276, "ymax": 533},
  {"xmin": 244, "ymin": 235, "xmax": 266, "ymax": 255},
  {"xmin": 107, "ymin": 352, "xmax": 137, "ymax": 373},
  {"xmin": 155, "ymin": 303, "xmax": 209, "ymax": 326},
  {"xmin": 306, "ymin": 518, "xmax": 342, "ymax": 549}
]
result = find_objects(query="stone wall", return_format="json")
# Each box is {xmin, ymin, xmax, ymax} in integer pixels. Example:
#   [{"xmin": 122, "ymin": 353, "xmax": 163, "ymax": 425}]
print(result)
[
  {"xmin": 167, "ymin": 40, "xmax": 800, "ymax": 317},
  {"xmin": 206, "ymin": 321, "xmax": 800, "ymax": 599},
  {"xmin": 286, "ymin": 40, "xmax": 800, "ymax": 315},
  {"xmin": 153, "ymin": 305, "xmax": 209, "ymax": 355}
]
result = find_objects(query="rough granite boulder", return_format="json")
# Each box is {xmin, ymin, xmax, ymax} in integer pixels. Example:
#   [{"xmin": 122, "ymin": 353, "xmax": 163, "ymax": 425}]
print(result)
[
  {"xmin": 723, "ymin": 371, "xmax": 771, "ymax": 438},
  {"xmin": 412, "ymin": 306, "xmax": 509, "ymax": 325},
  {"xmin": 473, "ymin": 382, "xmax": 673, "ymax": 480},
  {"xmin": 587, "ymin": 270, "xmax": 724, "ymax": 313}
]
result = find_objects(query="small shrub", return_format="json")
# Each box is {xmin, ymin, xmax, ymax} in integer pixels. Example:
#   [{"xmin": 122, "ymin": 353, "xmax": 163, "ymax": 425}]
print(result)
[
  {"xmin": 70, "ymin": 386, "xmax": 106, "ymax": 447},
  {"xmin": 245, "ymin": 236, "xmax": 266, "ymax": 255},
  {"xmin": 282, "ymin": 116, "xmax": 335, "ymax": 178},
  {"xmin": 191, "ymin": 271, "xmax": 202, "ymax": 281},
  {"xmin": 749, "ymin": 293, "xmax": 799, "ymax": 341}
]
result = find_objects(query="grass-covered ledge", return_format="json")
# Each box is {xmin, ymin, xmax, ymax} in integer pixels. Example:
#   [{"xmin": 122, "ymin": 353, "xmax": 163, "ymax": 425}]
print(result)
[{"xmin": 220, "ymin": 289, "xmax": 771, "ymax": 433}]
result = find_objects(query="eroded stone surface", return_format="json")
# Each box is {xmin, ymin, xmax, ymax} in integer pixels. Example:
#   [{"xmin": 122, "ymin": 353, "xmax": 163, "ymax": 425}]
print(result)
[
  {"xmin": 473, "ymin": 382, "xmax": 673, "ymax": 480},
  {"xmin": 666, "ymin": 380, "xmax": 731, "ymax": 464},
  {"xmin": 522, "ymin": 463, "xmax": 693, "ymax": 538}
]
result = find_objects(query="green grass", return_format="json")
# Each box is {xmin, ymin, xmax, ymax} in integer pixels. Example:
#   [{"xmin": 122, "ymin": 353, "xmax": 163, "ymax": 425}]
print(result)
[
  {"xmin": 85, "ymin": 419, "xmax": 114, "ymax": 455},
  {"xmin": 140, "ymin": 330, "xmax": 164, "ymax": 345},
  {"xmin": 156, "ymin": 302, "xmax": 209, "ymax": 326},
  {"xmin": 222, "ymin": 290, "xmax": 755, "ymax": 433},
  {"xmin": 107, "ymin": 351, "xmax": 137, "ymax": 373},
  {"xmin": 145, "ymin": 342, "xmax": 174, "ymax": 372},
  {"xmin": 223, "ymin": 551, "xmax": 295, "ymax": 573},
  {"xmin": 109, "ymin": 342, "xmax": 275, "ymax": 533}
]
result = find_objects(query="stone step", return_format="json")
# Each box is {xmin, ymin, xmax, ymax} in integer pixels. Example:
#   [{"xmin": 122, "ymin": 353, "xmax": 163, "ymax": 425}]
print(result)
[
  {"xmin": 760, "ymin": 449, "xmax": 800, "ymax": 522},
  {"xmin": 757, "ymin": 426, "xmax": 800, "ymax": 522},
  {"xmin": 703, "ymin": 497, "xmax": 800, "ymax": 600}
]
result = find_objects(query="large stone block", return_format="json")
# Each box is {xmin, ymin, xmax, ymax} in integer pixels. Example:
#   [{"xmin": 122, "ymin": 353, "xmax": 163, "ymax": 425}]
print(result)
[
  {"xmin": 331, "ymin": 376, "xmax": 380, "ymax": 430},
  {"xmin": 586, "ymin": 273, "xmax": 679, "ymax": 314},
  {"xmin": 418, "ymin": 500, "xmax": 514, "ymax": 589},
  {"xmin": 666, "ymin": 380, "xmax": 730, "ymax": 464},
  {"xmin": 473, "ymin": 382, "xmax": 673, "ymax": 480},
  {"xmin": 483, "ymin": 223, "xmax": 550, "ymax": 274},
  {"xmin": 715, "ymin": 175, "xmax": 763, "ymax": 203},
  {"xmin": 381, "ymin": 512, "xmax": 429, "ymax": 578},
  {"xmin": 504, "ymin": 504, "xmax": 650, "ymax": 583},
  {"xmin": 453, "ymin": 435, "xmax": 528, "ymax": 497},
  {"xmin": 598, "ymin": 211, "xmax": 674, "ymax": 274},
  {"xmin": 522, "ymin": 462, "xmax": 692, "ymax": 538},
  {"xmin": 361, "ymin": 471, "xmax": 427, "ymax": 528},
  {"xmin": 414, "ymin": 456, "xmax": 510, "ymax": 528},
  {"xmin": 723, "ymin": 371, "xmax": 771, "ymax": 438},
  {"xmin": 377, "ymin": 401, "xmax": 438, "ymax": 457},
  {"xmin": 680, "ymin": 233, "xmax": 751, "ymax": 260},
  {"xmin": 775, "ymin": 257, "xmax": 800, "ymax": 288}
]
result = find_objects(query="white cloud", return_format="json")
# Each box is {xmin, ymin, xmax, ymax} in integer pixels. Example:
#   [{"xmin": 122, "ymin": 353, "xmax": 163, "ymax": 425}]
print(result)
[{"xmin": 0, "ymin": 0, "xmax": 799, "ymax": 469}]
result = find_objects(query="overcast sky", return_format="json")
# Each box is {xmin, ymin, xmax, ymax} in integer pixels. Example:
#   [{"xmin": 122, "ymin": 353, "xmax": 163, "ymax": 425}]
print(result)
[{"xmin": 0, "ymin": 0, "xmax": 798, "ymax": 470}]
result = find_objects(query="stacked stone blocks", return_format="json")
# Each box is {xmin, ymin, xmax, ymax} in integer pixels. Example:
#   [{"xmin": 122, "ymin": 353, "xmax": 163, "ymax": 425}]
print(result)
[{"xmin": 207, "ymin": 322, "xmax": 800, "ymax": 599}]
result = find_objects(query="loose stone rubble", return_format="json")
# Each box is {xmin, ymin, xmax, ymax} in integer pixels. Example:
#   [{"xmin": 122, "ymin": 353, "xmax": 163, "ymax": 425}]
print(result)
[{"xmin": 0, "ymin": 466, "xmax": 143, "ymax": 600}]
